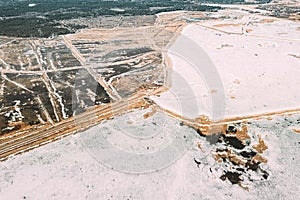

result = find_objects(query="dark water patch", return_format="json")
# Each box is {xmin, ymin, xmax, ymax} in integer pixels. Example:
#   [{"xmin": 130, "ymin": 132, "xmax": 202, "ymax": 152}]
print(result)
[
  {"xmin": 220, "ymin": 171, "xmax": 242, "ymax": 184},
  {"xmin": 219, "ymin": 134, "xmax": 246, "ymax": 150},
  {"xmin": 246, "ymin": 160, "xmax": 260, "ymax": 171},
  {"xmin": 226, "ymin": 124, "xmax": 238, "ymax": 134},
  {"xmin": 240, "ymin": 150, "xmax": 257, "ymax": 159}
]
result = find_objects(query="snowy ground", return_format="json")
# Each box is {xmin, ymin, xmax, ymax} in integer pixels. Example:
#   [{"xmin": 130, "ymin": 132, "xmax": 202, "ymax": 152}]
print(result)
[
  {"xmin": 152, "ymin": 12, "xmax": 300, "ymax": 120},
  {"xmin": 0, "ymin": 109, "xmax": 299, "ymax": 199}
]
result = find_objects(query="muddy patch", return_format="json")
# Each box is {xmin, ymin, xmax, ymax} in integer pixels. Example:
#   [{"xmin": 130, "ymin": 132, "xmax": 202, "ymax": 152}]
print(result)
[{"xmin": 195, "ymin": 123, "xmax": 270, "ymax": 189}]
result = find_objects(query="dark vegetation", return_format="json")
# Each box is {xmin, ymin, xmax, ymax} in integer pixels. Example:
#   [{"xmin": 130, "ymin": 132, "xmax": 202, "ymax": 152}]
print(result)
[
  {"xmin": 0, "ymin": 0, "xmax": 272, "ymax": 37},
  {"xmin": 0, "ymin": 0, "xmax": 224, "ymax": 37},
  {"xmin": 200, "ymin": 0, "xmax": 271, "ymax": 4}
]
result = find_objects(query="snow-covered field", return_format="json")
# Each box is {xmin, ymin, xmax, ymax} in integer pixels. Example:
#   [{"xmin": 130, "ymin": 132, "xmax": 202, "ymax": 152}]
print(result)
[
  {"xmin": 0, "ymin": 109, "xmax": 299, "ymax": 199},
  {"xmin": 152, "ymin": 13, "xmax": 300, "ymax": 120}
]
